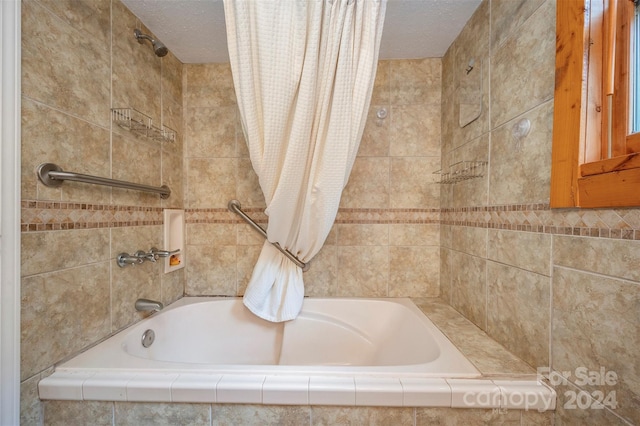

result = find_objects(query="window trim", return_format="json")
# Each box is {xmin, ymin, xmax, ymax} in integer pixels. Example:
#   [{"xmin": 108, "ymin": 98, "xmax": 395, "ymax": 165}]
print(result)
[{"xmin": 551, "ymin": 0, "xmax": 640, "ymax": 208}]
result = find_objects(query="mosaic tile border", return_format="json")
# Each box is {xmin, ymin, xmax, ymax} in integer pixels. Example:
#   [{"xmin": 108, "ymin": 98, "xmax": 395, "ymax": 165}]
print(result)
[{"xmin": 21, "ymin": 200, "xmax": 640, "ymax": 240}]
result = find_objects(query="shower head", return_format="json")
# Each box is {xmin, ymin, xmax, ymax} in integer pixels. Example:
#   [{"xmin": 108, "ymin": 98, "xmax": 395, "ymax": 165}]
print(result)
[{"xmin": 133, "ymin": 29, "xmax": 168, "ymax": 57}]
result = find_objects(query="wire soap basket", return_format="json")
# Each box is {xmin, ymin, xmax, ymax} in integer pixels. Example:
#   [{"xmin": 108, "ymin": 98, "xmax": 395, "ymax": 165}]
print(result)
[
  {"xmin": 111, "ymin": 108, "xmax": 176, "ymax": 143},
  {"xmin": 433, "ymin": 160, "xmax": 487, "ymax": 184}
]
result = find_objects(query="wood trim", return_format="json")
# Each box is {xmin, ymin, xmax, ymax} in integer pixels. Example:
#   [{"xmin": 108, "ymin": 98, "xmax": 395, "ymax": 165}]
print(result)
[
  {"xmin": 626, "ymin": 132, "xmax": 640, "ymax": 152},
  {"xmin": 578, "ymin": 167, "xmax": 640, "ymax": 206},
  {"xmin": 580, "ymin": 152, "xmax": 640, "ymax": 175},
  {"xmin": 551, "ymin": 0, "xmax": 588, "ymax": 208}
]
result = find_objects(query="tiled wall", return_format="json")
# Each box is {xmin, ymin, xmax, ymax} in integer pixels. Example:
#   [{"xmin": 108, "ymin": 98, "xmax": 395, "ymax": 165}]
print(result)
[
  {"xmin": 183, "ymin": 59, "xmax": 442, "ymax": 299},
  {"xmin": 441, "ymin": 0, "xmax": 639, "ymax": 424},
  {"xmin": 20, "ymin": 0, "xmax": 184, "ymax": 423}
]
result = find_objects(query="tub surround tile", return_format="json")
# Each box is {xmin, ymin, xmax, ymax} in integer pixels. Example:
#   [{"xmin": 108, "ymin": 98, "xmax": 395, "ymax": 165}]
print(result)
[
  {"xmin": 371, "ymin": 60, "xmax": 390, "ymax": 105},
  {"xmin": 115, "ymin": 402, "xmax": 210, "ymax": 426},
  {"xmin": 309, "ymin": 377, "xmax": 356, "ymax": 406},
  {"xmin": 337, "ymin": 224, "xmax": 389, "ymax": 246},
  {"xmin": 21, "ymin": 263, "xmax": 111, "ymax": 380},
  {"xmin": 83, "ymin": 374, "xmax": 129, "ymax": 401},
  {"xmin": 38, "ymin": 371, "xmax": 95, "ymax": 401},
  {"xmin": 161, "ymin": 51, "xmax": 183, "ymax": 106},
  {"xmin": 552, "ymin": 372, "xmax": 631, "ymax": 426},
  {"xmin": 487, "ymin": 262, "xmax": 550, "ymax": 369},
  {"xmin": 490, "ymin": 0, "xmax": 555, "ymax": 128},
  {"xmin": 186, "ymin": 245, "xmax": 237, "ymax": 295},
  {"xmin": 21, "ymin": 372, "xmax": 44, "ymax": 425},
  {"xmin": 187, "ymin": 223, "xmax": 236, "ymax": 246},
  {"xmin": 111, "ymin": 262, "xmax": 162, "ymax": 331},
  {"xmin": 359, "ymin": 105, "xmax": 390, "ymax": 157},
  {"xmin": 488, "ymin": 101, "xmax": 553, "ymax": 205},
  {"xmin": 185, "ymin": 106, "xmax": 236, "ymax": 158},
  {"xmin": 186, "ymin": 158, "xmax": 237, "ymax": 209},
  {"xmin": 312, "ymin": 406, "xmax": 415, "ymax": 426},
  {"xmin": 552, "ymin": 267, "xmax": 640, "ymax": 425},
  {"xmin": 21, "ymin": 98, "xmax": 111, "ymax": 204},
  {"xmin": 302, "ymin": 244, "xmax": 338, "ymax": 297},
  {"xmin": 389, "ymin": 246, "xmax": 440, "ymax": 297},
  {"xmin": 216, "ymin": 375, "xmax": 265, "ymax": 404},
  {"xmin": 340, "ymin": 157, "xmax": 390, "ymax": 209},
  {"xmin": 493, "ymin": 380, "xmax": 556, "ymax": 411},
  {"xmin": 263, "ymin": 376, "xmax": 310, "ymax": 405},
  {"xmin": 553, "ymin": 235, "xmax": 640, "ymax": 283},
  {"xmin": 440, "ymin": 248, "xmax": 453, "ymax": 304},
  {"xmin": 415, "ymin": 407, "xmax": 522, "ymax": 425},
  {"xmin": 184, "ymin": 63, "xmax": 236, "ymax": 108},
  {"xmin": 452, "ymin": 1, "xmax": 491, "ymax": 147},
  {"xmin": 448, "ymin": 379, "xmax": 501, "ymax": 409},
  {"xmin": 171, "ymin": 374, "xmax": 221, "ymax": 403},
  {"xmin": 491, "ymin": 0, "xmax": 547, "ymax": 52},
  {"xmin": 213, "ymin": 404, "xmax": 309, "ymax": 426},
  {"xmin": 390, "ymin": 58, "xmax": 442, "ymax": 106},
  {"xmin": 159, "ymin": 150, "xmax": 184, "ymax": 210},
  {"xmin": 390, "ymin": 224, "xmax": 440, "ymax": 246},
  {"xmin": 390, "ymin": 157, "xmax": 440, "ymax": 209},
  {"xmin": 400, "ymin": 378, "xmax": 451, "ymax": 407},
  {"xmin": 21, "ymin": 228, "xmax": 110, "ymax": 276},
  {"xmin": 112, "ymin": 133, "xmax": 163, "ymax": 207},
  {"xmin": 487, "ymin": 229, "xmax": 551, "ymax": 276},
  {"xmin": 451, "ymin": 225, "xmax": 487, "ymax": 258},
  {"xmin": 126, "ymin": 374, "xmax": 179, "ymax": 402},
  {"xmin": 390, "ymin": 104, "xmax": 441, "ymax": 157},
  {"xmin": 111, "ymin": 2, "xmax": 161, "ymax": 125},
  {"xmin": 450, "ymin": 251, "xmax": 487, "ymax": 331},
  {"xmin": 22, "ymin": 0, "xmax": 110, "ymax": 128},
  {"xmin": 354, "ymin": 377, "xmax": 404, "ymax": 407},
  {"xmin": 236, "ymin": 157, "xmax": 267, "ymax": 209},
  {"xmin": 337, "ymin": 246, "xmax": 389, "ymax": 297},
  {"xmin": 44, "ymin": 400, "xmax": 114, "ymax": 426},
  {"xmin": 448, "ymin": 135, "xmax": 490, "ymax": 208},
  {"xmin": 412, "ymin": 298, "xmax": 535, "ymax": 376}
]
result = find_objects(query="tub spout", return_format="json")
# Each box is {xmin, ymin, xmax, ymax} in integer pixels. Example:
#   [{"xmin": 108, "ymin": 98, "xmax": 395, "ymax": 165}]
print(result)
[{"xmin": 135, "ymin": 298, "xmax": 163, "ymax": 313}]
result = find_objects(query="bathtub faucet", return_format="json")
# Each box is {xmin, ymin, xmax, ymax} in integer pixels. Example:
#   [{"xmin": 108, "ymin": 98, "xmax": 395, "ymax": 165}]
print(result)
[{"xmin": 135, "ymin": 298, "xmax": 164, "ymax": 313}]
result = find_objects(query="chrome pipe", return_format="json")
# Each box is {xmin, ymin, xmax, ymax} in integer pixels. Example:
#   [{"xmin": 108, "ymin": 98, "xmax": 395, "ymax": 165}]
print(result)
[
  {"xmin": 227, "ymin": 200, "xmax": 309, "ymax": 271},
  {"xmin": 37, "ymin": 163, "xmax": 170, "ymax": 199}
]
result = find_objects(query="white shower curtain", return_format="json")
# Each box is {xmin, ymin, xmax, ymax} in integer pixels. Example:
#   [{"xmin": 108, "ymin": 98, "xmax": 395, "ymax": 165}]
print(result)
[{"xmin": 224, "ymin": 0, "xmax": 386, "ymax": 322}]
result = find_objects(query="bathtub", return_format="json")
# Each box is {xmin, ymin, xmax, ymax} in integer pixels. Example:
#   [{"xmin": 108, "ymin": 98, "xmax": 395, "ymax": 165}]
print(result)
[{"xmin": 39, "ymin": 297, "xmax": 556, "ymax": 410}]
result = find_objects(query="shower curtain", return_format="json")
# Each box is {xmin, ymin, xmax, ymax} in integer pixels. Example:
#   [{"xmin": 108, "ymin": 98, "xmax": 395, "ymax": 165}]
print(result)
[{"xmin": 224, "ymin": 0, "xmax": 387, "ymax": 322}]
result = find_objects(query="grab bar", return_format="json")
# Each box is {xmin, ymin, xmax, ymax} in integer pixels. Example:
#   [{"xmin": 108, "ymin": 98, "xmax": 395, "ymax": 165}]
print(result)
[
  {"xmin": 227, "ymin": 200, "xmax": 309, "ymax": 271},
  {"xmin": 37, "ymin": 163, "xmax": 171, "ymax": 199}
]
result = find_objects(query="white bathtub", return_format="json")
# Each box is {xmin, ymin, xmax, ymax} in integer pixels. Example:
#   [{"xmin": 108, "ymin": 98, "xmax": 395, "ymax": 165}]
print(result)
[{"xmin": 39, "ymin": 297, "xmax": 556, "ymax": 410}]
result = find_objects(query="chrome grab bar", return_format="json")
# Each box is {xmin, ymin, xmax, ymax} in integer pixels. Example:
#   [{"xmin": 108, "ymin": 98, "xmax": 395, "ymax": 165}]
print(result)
[
  {"xmin": 37, "ymin": 163, "xmax": 171, "ymax": 199},
  {"xmin": 227, "ymin": 200, "xmax": 309, "ymax": 271}
]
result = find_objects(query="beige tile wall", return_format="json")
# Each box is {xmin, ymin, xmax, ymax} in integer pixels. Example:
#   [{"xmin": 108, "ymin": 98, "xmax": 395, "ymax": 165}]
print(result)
[
  {"xmin": 183, "ymin": 59, "xmax": 442, "ymax": 299},
  {"xmin": 441, "ymin": 0, "xmax": 640, "ymax": 424},
  {"xmin": 20, "ymin": 0, "xmax": 184, "ymax": 423},
  {"xmin": 41, "ymin": 401, "xmax": 554, "ymax": 425}
]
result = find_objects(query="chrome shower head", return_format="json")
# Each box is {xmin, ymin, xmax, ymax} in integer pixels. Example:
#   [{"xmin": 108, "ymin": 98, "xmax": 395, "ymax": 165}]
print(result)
[{"xmin": 134, "ymin": 28, "xmax": 168, "ymax": 57}]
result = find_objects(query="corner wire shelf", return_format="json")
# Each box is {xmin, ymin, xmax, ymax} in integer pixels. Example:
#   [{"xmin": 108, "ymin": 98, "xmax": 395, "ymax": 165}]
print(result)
[
  {"xmin": 433, "ymin": 160, "xmax": 487, "ymax": 184},
  {"xmin": 111, "ymin": 108, "xmax": 176, "ymax": 143}
]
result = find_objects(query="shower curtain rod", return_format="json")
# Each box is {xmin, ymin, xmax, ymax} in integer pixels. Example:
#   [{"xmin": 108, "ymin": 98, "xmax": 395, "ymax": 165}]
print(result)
[
  {"xmin": 36, "ymin": 163, "xmax": 171, "ymax": 199},
  {"xmin": 227, "ymin": 200, "xmax": 309, "ymax": 271}
]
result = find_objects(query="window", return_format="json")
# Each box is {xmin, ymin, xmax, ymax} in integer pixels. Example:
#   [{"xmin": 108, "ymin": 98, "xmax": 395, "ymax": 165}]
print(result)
[{"xmin": 551, "ymin": 0, "xmax": 640, "ymax": 208}]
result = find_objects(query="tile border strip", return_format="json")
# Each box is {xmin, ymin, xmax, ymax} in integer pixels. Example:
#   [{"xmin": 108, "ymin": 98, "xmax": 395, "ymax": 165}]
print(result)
[{"xmin": 20, "ymin": 200, "xmax": 640, "ymax": 240}]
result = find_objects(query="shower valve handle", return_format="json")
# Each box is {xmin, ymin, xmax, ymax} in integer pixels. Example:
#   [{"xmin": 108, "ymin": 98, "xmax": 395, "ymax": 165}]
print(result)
[{"xmin": 150, "ymin": 247, "xmax": 180, "ymax": 259}]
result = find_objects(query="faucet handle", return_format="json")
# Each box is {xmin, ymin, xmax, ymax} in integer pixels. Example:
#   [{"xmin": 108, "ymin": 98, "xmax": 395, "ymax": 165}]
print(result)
[
  {"xmin": 117, "ymin": 252, "xmax": 144, "ymax": 267},
  {"xmin": 150, "ymin": 247, "xmax": 180, "ymax": 259},
  {"xmin": 135, "ymin": 250, "xmax": 156, "ymax": 263}
]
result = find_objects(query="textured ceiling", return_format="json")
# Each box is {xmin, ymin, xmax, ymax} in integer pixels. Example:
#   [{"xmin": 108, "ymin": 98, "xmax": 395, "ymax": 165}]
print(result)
[{"xmin": 121, "ymin": 0, "xmax": 481, "ymax": 64}]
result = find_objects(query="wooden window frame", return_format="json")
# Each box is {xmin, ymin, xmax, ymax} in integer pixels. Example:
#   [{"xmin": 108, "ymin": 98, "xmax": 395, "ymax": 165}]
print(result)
[{"xmin": 551, "ymin": 0, "xmax": 640, "ymax": 208}]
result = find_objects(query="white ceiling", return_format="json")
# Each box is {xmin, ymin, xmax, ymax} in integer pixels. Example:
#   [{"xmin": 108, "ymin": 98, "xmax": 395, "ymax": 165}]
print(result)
[{"xmin": 121, "ymin": 0, "xmax": 482, "ymax": 64}]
